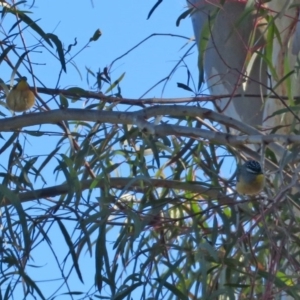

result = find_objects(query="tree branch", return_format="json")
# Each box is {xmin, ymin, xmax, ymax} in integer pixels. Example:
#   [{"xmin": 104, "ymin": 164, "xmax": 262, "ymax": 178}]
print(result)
[
  {"xmin": 1, "ymin": 107, "xmax": 299, "ymax": 148},
  {"xmin": 34, "ymin": 87, "xmax": 299, "ymax": 104},
  {"xmin": 1, "ymin": 177, "xmax": 230, "ymax": 206}
]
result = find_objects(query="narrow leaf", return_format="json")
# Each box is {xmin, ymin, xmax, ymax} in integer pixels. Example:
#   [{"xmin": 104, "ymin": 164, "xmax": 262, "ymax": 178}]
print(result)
[
  {"xmin": 0, "ymin": 185, "xmax": 31, "ymax": 256},
  {"xmin": 0, "ymin": 132, "xmax": 18, "ymax": 155},
  {"xmin": 177, "ymin": 82, "xmax": 193, "ymax": 92},
  {"xmin": 114, "ymin": 283, "xmax": 143, "ymax": 300},
  {"xmin": 46, "ymin": 33, "xmax": 66, "ymax": 72},
  {"xmin": 59, "ymin": 94, "xmax": 69, "ymax": 108},
  {"xmin": 65, "ymin": 87, "xmax": 87, "ymax": 100},
  {"xmin": 95, "ymin": 222, "xmax": 107, "ymax": 292},
  {"xmin": 105, "ymin": 72, "xmax": 125, "ymax": 94},
  {"xmin": 56, "ymin": 218, "xmax": 83, "ymax": 283},
  {"xmin": 0, "ymin": 46, "xmax": 13, "ymax": 64},
  {"xmin": 9, "ymin": 51, "xmax": 29, "ymax": 88},
  {"xmin": 176, "ymin": 8, "xmax": 193, "ymax": 27},
  {"xmin": 8, "ymin": 9, "xmax": 52, "ymax": 46},
  {"xmin": 147, "ymin": 0, "xmax": 163, "ymax": 20}
]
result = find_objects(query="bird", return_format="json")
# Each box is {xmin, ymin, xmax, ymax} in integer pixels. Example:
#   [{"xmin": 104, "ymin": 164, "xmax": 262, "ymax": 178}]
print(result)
[
  {"xmin": 236, "ymin": 160, "xmax": 265, "ymax": 196},
  {"xmin": 6, "ymin": 77, "xmax": 35, "ymax": 112}
]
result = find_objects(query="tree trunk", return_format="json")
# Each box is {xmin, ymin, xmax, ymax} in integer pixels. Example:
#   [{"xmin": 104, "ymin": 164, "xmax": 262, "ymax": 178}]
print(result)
[{"xmin": 188, "ymin": 0, "xmax": 300, "ymax": 298}]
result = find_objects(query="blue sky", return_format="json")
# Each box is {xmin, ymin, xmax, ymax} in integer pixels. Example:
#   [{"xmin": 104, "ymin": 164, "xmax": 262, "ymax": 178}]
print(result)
[
  {"xmin": 2, "ymin": 1, "xmax": 205, "ymax": 299},
  {"xmin": 30, "ymin": 1, "xmax": 199, "ymax": 99}
]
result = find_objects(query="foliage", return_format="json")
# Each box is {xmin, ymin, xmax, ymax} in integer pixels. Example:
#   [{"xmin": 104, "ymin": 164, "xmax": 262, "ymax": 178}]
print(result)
[{"xmin": 0, "ymin": 1, "xmax": 300, "ymax": 300}]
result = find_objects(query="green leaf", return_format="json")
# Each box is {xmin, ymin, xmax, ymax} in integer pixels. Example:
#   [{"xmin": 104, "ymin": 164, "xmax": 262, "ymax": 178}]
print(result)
[
  {"xmin": 0, "ymin": 185, "xmax": 31, "ymax": 256},
  {"xmin": 177, "ymin": 82, "xmax": 193, "ymax": 92},
  {"xmin": 265, "ymin": 16, "xmax": 275, "ymax": 73},
  {"xmin": 61, "ymin": 292, "xmax": 84, "ymax": 296},
  {"xmin": 268, "ymin": 105, "xmax": 300, "ymax": 118},
  {"xmin": 156, "ymin": 280, "xmax": 189, "ymax": 300},
  {"xmin": 146, "ymin": 136, "xmax": 160, "ymax": 168},
  {"xmin": 59, "ymin": 94, "xmax": 69, "ymax": 108},
  {"xmin": 0, "ymin": 46, "xmax": 13, "ymax": 65},
  {"xmin": 95, "ymin": 221, "xmax": 108, "ymax": 292},
  {"xmin": 19, "ymin": 157, "xmax": 38, "ymax": 188},
  {"xmin": 105, "ymin": 72, "xmax": 125, "ymax": 94},
  {"xmin": 65, "ymin": 87, "xmax": 87, "ymax": 100},
  {"xmin": 56, "ymin": 218, "xmax": 83, "ymax": 283},
  {"xmin": 176, "ymin": 7, "xmax": 193, "ymax": 27},
  {"xmin": 19, "ymin": 273, "xmax": 46, "ymax": 300},
  {"xmin": 3, "ymin": 283, "xmax": 11, "ymax": 300},
  {"xmin": 114, "ymin": 282, "xmax": 143, "ymax": 300},
  {"xmin": 59, "ymin": 154, "xmax": 82, "ymax": 206},
  {"xmin": 46, "ymin": 33, "xmax": 66, "ymax": 72},
  {"xmin": 0, "ymin": 132, "xmax": 19, "ymax": 155},
  {"xmin": 272, "ymin": 70, "xmax": 295, "ymax": 92},
  {"xmin": 85, "ymin": 67, "xmax": 95, "ymax": 85},
  {"xmin": 275, "ymin": 271, "xmax": 294, "ymax": 286},
  {"xmin": 8, "ymin": 9, "xmax": 52, "ymax": 46},
  {"xmin": 54, "ymin": 156, "xmax": 80, "ymax": 206},
  {"xmin": 70, "ymin": 60, "xmax": 83, "ymax": 81},
  {"xmin": 147, "ymin": 0, "xmax": 163, "ymax": 19},
  {"xmin": 196, "ymin": 7, "xmax": 221, "ymax": 90},
  {"xmin": 9, "ymin": 51, "xmax": 29, "ymax": 88},
  {"xmin": 22, "ymin": 130, "xmax": 44, "ymax": 136}
]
